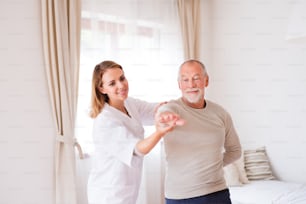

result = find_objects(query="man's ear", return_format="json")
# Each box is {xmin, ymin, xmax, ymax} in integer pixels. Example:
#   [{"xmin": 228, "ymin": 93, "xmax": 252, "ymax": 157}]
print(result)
[
  {"xmin": 205, "ymin": 76, "xmax": 209, "ymax": 87},
  {"xmin": 178, "ymin": 80, "xmax": 182, "ymax": 90}
]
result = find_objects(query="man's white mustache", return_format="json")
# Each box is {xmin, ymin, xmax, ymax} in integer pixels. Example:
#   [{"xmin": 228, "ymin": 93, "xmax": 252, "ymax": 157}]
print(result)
[{"xmin": 185, "ymin": 88, "xmax": 200, "ymax": 93}]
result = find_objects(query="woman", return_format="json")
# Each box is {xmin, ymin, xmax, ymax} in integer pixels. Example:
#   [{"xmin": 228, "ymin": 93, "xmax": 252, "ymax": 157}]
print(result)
[{"xmin": 87, "ymin": 60, "xmax": 183, "ymax": 204}]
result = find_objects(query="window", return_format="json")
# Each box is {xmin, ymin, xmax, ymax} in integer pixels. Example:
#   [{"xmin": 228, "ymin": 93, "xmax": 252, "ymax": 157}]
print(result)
[{"xmin": 76, "ymin": 0, "xmax": 183, "ymax": 155}]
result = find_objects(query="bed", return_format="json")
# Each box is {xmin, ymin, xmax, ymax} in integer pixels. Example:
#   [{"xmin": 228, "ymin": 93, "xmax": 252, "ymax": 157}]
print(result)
[
  {"xmin": 229, "ymin": 180, "xmax": 306, "ymax": 204},
  {"xmin": 224, "ymin": 146, "xmax": 306, "ymax": 204}
]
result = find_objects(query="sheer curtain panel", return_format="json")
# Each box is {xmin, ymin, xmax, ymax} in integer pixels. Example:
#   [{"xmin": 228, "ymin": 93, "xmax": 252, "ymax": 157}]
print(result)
[
  {"xmin": 177, "ymin": 0, "xmax": 201, "ymax": 60},
  {"xmin": 41, "ymin": 0, "xmax": 81, "ymax": 204}
]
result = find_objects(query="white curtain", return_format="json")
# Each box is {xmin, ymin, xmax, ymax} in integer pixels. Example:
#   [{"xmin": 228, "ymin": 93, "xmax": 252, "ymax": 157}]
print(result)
[
  {"xmin": 177, "ymin": 0, "xmax": 201, "ymax": 60},
  {"xmin": 41, "ymin": 0, "xmax": 81, "ymax": 203},
  {"xmin": 75, "ymin": 0, "xmax": 183, "ymax": 204}
]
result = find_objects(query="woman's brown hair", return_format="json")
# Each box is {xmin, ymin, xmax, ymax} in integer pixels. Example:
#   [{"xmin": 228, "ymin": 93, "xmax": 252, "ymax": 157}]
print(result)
[{"xmin": 89, "ymin": 60, "xmax": 123, "ymax": 118}]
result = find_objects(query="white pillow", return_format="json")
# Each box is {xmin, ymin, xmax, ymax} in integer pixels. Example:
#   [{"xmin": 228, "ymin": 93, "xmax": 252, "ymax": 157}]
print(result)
[
  {"xmin": 224, "ymin": 163, "xmax": 242, "ymax": 186},
  {"xmin": 235, "ymin": 152, "xmax": 250, "ymax": 184},
  {"xmin": 244, "ymin": 146, "xmax": 275, "ymax": 180},
  {"xmin": 224, "ymin": 153, "xmax": 249, "ymax": 186}
]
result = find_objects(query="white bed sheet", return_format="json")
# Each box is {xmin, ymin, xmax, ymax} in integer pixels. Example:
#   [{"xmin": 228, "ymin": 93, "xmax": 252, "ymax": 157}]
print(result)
[{"xmin": 229, "ymin": 180, "xmax": 306, "ymax": 204}]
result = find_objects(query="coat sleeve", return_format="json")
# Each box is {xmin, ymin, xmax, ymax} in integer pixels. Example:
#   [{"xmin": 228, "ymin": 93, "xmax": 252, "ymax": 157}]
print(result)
[
  {"xmin": 92, "ymin": 116, "xmax": 139, "ymax": 167},
  {"xmin": 128, "ymin": 97, "xmax": 158, "ymax": 126}
]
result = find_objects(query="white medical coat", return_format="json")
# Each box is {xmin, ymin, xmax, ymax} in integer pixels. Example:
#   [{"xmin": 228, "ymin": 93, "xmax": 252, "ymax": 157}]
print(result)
[{"xmin": 87, "ymin": 97, "xmax": 156, "ymax": 204}]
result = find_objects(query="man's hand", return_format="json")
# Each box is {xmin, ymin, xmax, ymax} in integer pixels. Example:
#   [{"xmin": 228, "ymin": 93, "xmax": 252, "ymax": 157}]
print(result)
[{"xmin": 155, "ymin": 111, "xmax": 185, "ymax": 134}]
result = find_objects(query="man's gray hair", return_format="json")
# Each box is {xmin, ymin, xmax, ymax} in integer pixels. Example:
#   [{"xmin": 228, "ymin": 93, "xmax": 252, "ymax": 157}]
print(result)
[{"xmin": 178, "ymin": 59, "xmax": 208, "ymax": 80}]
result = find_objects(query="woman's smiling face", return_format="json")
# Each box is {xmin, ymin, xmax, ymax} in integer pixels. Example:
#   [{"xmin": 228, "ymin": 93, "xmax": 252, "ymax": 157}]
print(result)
[{"xmin": 100, "ymin": 68, "xmax": 129, "ymax": 104}]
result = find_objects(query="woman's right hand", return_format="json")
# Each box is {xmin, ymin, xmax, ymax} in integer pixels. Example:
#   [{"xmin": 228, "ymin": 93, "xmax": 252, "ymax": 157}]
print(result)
[{"xmin": 155, "ymin": 111, "xmax": 185, "ymax": 135}]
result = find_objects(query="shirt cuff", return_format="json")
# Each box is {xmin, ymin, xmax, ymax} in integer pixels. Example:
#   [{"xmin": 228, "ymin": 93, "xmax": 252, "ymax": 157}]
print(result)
[{"xmin": 134, "ymin": 146, "xmax": 145, "ymax": 157}]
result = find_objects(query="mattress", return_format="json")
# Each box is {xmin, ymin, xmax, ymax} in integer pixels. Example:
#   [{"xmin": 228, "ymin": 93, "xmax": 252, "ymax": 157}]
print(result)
[{"xmin": 229, "ymin": 180, "xmax": 306, "ymax": 204}]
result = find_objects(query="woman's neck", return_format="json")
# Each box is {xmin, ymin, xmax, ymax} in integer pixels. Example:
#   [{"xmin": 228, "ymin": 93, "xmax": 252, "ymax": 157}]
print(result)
[{"xmin": 109, "ymin": 100, "xmax": 129, "ymax": 116}]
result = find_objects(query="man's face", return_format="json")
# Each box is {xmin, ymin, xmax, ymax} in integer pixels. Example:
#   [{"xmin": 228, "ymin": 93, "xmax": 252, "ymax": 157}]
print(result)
[{"xmin": 178, "ymin": 62, "xmax": 208, "ymax": 104}]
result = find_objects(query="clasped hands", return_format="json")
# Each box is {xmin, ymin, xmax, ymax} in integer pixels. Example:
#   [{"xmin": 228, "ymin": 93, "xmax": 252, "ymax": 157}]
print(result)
[{"xmin": 155, "ymin": 111, "xmax": 185, "ymax": 134}]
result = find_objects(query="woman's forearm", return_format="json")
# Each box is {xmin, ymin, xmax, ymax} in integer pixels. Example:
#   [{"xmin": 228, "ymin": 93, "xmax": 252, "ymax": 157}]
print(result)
[{"xmin": 135, "ymin": 131, "xmax": 164, "ymax": 155}]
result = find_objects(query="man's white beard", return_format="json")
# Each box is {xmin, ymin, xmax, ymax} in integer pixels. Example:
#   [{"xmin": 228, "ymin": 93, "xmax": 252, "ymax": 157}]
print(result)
[{"xmin": 183, "ymin": 89, "xmax": 203, "ymax": 103}]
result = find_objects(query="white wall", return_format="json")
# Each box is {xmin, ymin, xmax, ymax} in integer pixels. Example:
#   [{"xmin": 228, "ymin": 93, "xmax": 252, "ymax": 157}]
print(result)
[
  {"xmin": 1, "ymin": 1, "xmax": 306, "ymax": 203},
  {"xmin": 0, "ymin": 0, "xmax": 55, "ymax": 203},
  {"xmin": 209, "ymin": 0, "xmax": 306, "ymax": 183}
]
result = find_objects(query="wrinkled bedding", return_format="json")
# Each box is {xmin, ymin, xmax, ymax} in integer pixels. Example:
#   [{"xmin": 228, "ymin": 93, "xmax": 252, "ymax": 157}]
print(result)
[
  {"xmin": 229, "ymin": 180, "xmax": 306, "ymax": 204},
  {"xmin": 273, "ymin": 183, "xmax": 306, "ymax": 204}
]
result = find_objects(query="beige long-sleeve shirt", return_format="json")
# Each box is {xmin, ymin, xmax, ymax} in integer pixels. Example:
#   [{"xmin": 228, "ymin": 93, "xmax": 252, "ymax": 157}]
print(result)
[{"xmin": 158, "ymin": 98, "xmax": 241, "ymax": 199}]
